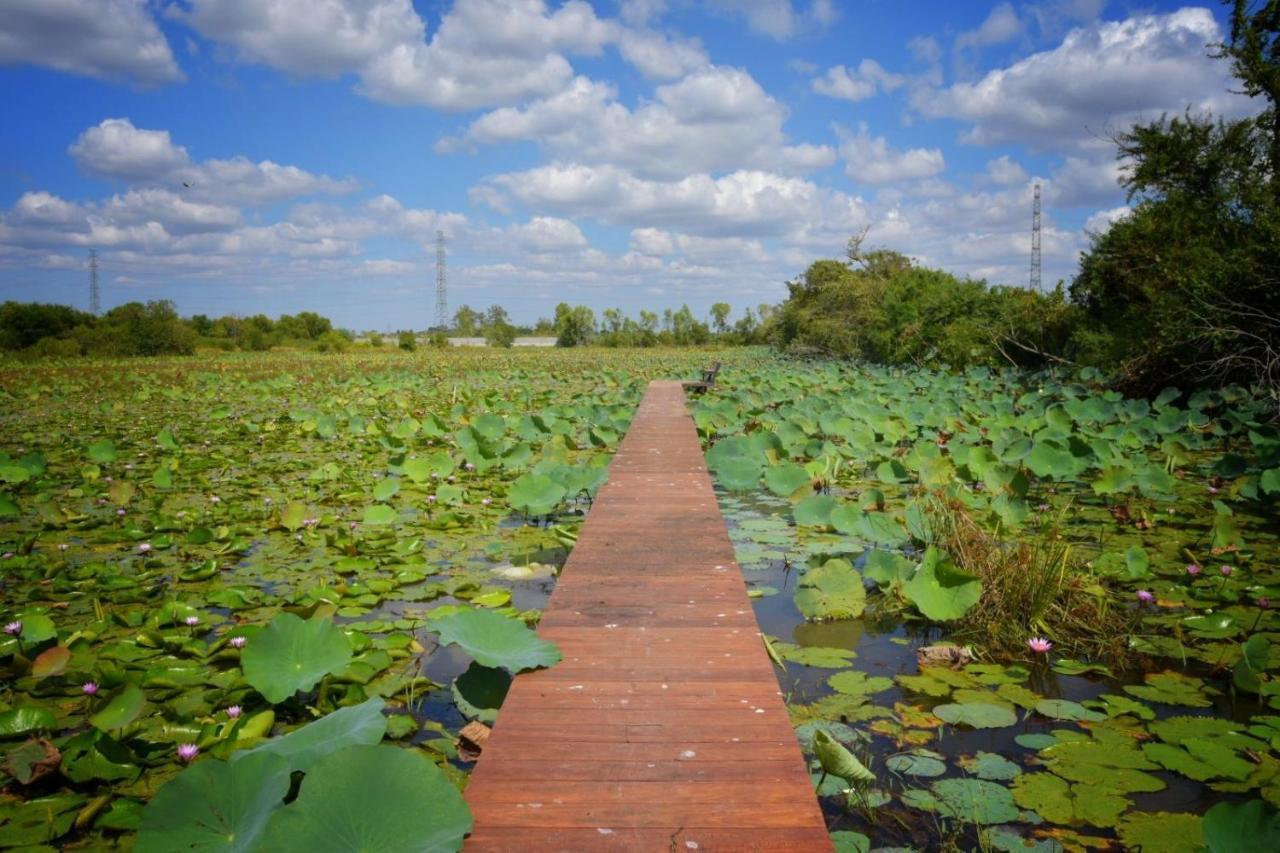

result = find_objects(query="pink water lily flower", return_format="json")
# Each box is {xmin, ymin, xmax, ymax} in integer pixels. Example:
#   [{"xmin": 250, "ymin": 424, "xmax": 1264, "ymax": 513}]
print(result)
[
  {"xmin": 1186, "ymin": 563, "xmax": 1201, "ymax": 576},
  {"xmin": 1027, "ymin": 636, "xmax": 1053, "ymax": 654},
  {"xmin": 1137, "ymin": 590, "xmax": 1154, "ymax": 604},
  {"xmin": 184, "ymin": 616, "xmax": 200, "ymax": 627},
  {"xmin": 1221, "ymin": 565, "xmax": 1234, "ymax": 577},
  {"xmin": 226, "ymin": 705, "xmax": 242, "ymax": 719},
  {"xmin": 137, "ymin": 542, "xmax": 151, "ymax": 553},
  {"xmin": 177, "ymin": 743, "xmax": 199, "ymax": 762},
  {"xmin": 229, "ymin": 636, "xmax": 247, "ymax": 649},
  {"xmin": 82, "ymin": 681, "xmax": 100, "ymax": 696},
  {"xmin": 4, "ymin": 621, "xmax": 21, "ymax": 635}
]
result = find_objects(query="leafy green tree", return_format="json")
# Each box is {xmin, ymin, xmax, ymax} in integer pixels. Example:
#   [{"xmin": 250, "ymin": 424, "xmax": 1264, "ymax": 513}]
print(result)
[
  {"xmin": 453, "ymin": 305, "xmax": 480, "ymax": 335},
  {"xmin": 1071, "ymin": 0, "xmax": 1279, "ymax": 399},
  {"xmin": 398, "ymin": 331, "xmax": 417, "ymax": 351},
  {"xmin": 0, "ymin": 301, "xmax": 94, "ymax": 350},
  {"xmin": 554, "ymin": 302, "xmax": 597, "ymax": 347},
  {"xmin": 710, "ymin": 302, "xmax": 731, "ymax": 335}
]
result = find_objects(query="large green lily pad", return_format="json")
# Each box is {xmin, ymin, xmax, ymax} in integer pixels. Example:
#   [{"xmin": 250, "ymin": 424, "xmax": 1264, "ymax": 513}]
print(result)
[
  {"xmin": 241, "ymin": 613, "xmax": 354, "ymax": 703},
  {"xmin": 135, "ymin": 751, "xmax": 291, "ymax": 853},
  {"xmin": 258, "ymin": 744, "xmax": 472, "ymax": 852},
  {"xmin": 425, "ymin": 607, "xmax": 561, "ymax": 673}
]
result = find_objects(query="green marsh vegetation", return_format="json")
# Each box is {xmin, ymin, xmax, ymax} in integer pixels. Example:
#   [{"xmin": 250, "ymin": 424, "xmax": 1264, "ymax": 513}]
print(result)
[
  {"xmin": 0, "ymin": 348, "xmax": 723, "ymax": 849},
  {"xmin": 699, "ymin": 357, "xmax": 1280, "ymax": 851}
]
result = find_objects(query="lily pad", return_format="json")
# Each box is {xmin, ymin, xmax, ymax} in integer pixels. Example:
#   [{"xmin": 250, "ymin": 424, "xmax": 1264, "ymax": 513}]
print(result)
[
  {"xmin": 135, "ymin": 751, "xmax": 291, "ymax": 853},
  {"xmin": 241, "ymin": 613, "xmax": 354, "ymax": 703},
  {"xmin": 795, "ymin": 559, "xmax": 866, "ymax": 620},
  {"xmin": 934, "ymin": 702, "xmax": 1017, "ymax": 729},
  {"xmin": 236, "ymin": 697, "xmax": 387, "ymax": 773},
  {"xmin": 258, "ymin": 744, "xmax": 472, "ymax": 852},
  {"xmin": 425, "ymin": 607, "xmax": 561, "ymax": 672},
  {"xmin": 450, "ymin": 662, "xmax": 511, "ymax": 723}
]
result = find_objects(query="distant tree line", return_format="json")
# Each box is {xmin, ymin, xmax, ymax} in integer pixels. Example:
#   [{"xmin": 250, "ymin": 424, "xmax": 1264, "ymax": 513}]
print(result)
[
  {"xmin": 0, "ymin": 301, "xmax": 368, "ymax": 357},
  {"xmin": 447, "ymin": 301, "xmax": 768, "ymax": 347},
  {"xmin": 774, "ymin": 1, "xmax": 1280, "ymax": 406}
]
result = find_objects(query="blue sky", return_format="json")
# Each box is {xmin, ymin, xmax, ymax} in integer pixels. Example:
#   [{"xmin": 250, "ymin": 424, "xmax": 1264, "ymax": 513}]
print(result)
[{"xmin": 0, "ymin": 1, "xmax": 1258, "ymax": 330}]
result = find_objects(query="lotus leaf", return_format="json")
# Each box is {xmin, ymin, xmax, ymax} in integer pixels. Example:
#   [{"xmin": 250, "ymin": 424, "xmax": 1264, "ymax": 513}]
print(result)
[
  {"xmin": 1011, "ymin": 772, "xmax": 1129, "ymax": 827},
  {"xmin": 507, "ymin": 472, "xmax": 567, "ymax": 515},
  {"xmin": 1203, "ymin": 799, "xmax": 1280, "ymax": 853},
  {"xmin": 885, "ymin": 749, "xmax": 947, "ymax": 777},
  {"xmin": 236, "ymin": 698, "xmax": 387, "ymax": 773},
  {"xmin": 135, "ymin": 751, "xmax": 291, "ymax": 853},
  {"xmin": 814, "ymin": 729, "xmax": 875, "ymax": 784},
  {"xmin": 258, "ymin": 744, "xmax": 472, "ymax": 852},
  {"xmin": 795, "ymin": 559, "xmax": 867, "ymax": 620},
  {"xmin": 425, "ymin": 607, "xmax": 561, "ymax": 672},
  {"xmin": 934, "ymin": 702, "xmax": 1017, "ymax": 729},
  {"xmin": 241, "ymin": 613, "xmax": 353, "ymax": 703}
]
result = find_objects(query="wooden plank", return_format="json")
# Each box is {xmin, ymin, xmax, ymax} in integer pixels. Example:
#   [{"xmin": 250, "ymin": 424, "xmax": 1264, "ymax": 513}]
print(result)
[{"xmin": 463, "ymin": 381, "xmax": 831, "ymax": 851}]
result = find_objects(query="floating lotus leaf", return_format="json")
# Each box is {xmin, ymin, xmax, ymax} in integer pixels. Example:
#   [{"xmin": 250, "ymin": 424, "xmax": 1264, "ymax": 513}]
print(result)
[
  {"xmin": 1123, "ymin": 671, "xmax": 1217, "ymax": 708},
  {"xmin": 0, "ymin": 706, "xmax": 56, "ymax": 737},
  {"xmin": 902, "ymin": 547, "xmax": 982, "ymax": 622},
  {"xmin": 795, "ymin": 559, "xmax": 867, "ymax": 620},
  {"xmin": 506, "ymin": 472, "xmax": 566, "ymax": 516},
  {"xmin": 885, "ymin": 749, "xmax": 947, "ymax": 777},
  {"xmin": 830, "ymin": 830, "xmax": 871, "ymax": 853},
  {"xmin": 362, "ymin": 504, "xmax": 398, "ymax": 526},
  {"xmin": 0, "ymin": 794, "xmax": 84, "ymax": 847},
  {"xmin": 904, "ymin": 778, "xmax": 1020, "ymax": 825},
  {"xmin": 241, "ymin": 613, "xmax": 353, "ymax": 703},
  {"xmin": 771, "ymin": 643, "xmax": 856, "ymax": 668},
  {"xmin": 764, "ymin": 462, "xmax": 811, "ymax": 497},
  {"xmin": 959, "ymin": 751, "xmax": 1022, "ymax": 781},
  {"xmin": 135, "ymin": 751, "xmax": 291, "ymax": 853},
  {"xmin": 90, "ymin": 684, "xmax": 145, "ymax": 731},
  {"xmin": 258, "ymin": 744, "xmax": 472, "ymax": 852},
  {"xmin": 793, "ymin": 494, "xmax": 837, "ymax": 527},
  {"xmin": 934, "ymin": 702, "xmax": 1017, "ymax": 729},
  {"xmin": 828, "ymin": 670, "xmax": 894, "ymax": 698},
  {"xmin": 1203, "ymin": 799, "xmax": 1280, "ymax": 853},
  {"xmin": 425, "ymin": 607, "xmax": 561, "ymax": 672},
  {"xmin": 236, "ymin": 697, "xmax": 387, "ymax": 773},
  {"xmin": 1033, "ymin": 699, "xmax": 1105, "ymax": 722},
  {"xmin": 1011, "ymin": 772, "xmax": 1129, "ymax": 828}
]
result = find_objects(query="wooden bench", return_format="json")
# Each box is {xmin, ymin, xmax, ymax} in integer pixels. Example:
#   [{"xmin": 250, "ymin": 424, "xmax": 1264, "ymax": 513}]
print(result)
[{"xmin": 682, "ymin": 361, "xmax": 721, "ymax": 394}]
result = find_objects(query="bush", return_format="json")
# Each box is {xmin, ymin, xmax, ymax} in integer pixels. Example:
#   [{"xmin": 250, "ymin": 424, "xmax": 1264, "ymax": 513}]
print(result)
[
  {"xmin": 315, "ymin": 330, "xmax": 350, "ymax": 353},
  {"xmin": 368, "ymin": 333, "xmax": 384, "ymax": 348},
  {"xmin": 26, "ymin": 336, "xmax": 82, "ymax": 358},
  {"xmin": 397, "ymin": 331, "xmax": 417, "ymax": 351}
]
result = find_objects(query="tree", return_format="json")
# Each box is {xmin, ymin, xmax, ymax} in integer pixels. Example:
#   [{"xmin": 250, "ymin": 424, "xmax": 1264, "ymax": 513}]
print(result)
[
  {"xmin": 398, "ymin": 331, "xmax": 417, "ymax": 351},
  {"xmin": 453, "ymin": 305, "xmax": 480, "ymax": 336},
  {"xmin": 710, "ymin": 302, "xmax": 731, "ymax": 335},
  {"xmin": 554, "ymin": 302, "xmax": 597, "ymax": 347},
  {"xmin": 1069, "ymin": 2, "xmax": 1280, "ymax": 399}
]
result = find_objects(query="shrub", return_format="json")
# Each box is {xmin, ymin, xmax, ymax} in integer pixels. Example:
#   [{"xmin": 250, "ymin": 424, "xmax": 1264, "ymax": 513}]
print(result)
[{"xmin": 397, "ymin": 331, "xmax": 417, "ymax": 351}]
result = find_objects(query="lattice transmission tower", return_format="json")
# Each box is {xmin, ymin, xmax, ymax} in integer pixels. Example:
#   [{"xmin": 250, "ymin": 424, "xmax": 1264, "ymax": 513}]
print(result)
[
  {"xmin": 88, "ymin": 249, "xmax": 101, "ymax": 314},
  {"xmin": 1030, "ymin": 183, "xmax": 1042, "ymax": 290},
  {"xmin": 434, "ymin": 230, "xmax": 448, "ymax": 330}
]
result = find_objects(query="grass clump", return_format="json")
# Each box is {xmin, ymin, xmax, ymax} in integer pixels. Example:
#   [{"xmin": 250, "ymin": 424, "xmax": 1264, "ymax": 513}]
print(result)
[{"xmin": 921, "ymin": 494, "xmax": 1138, "ymax": 664}]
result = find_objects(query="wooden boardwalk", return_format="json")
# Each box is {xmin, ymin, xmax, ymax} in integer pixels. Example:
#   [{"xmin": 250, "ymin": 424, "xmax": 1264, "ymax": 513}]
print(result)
[{"xmin": 464, "ymin": 381, "xmax": 832, "ymax": 852}]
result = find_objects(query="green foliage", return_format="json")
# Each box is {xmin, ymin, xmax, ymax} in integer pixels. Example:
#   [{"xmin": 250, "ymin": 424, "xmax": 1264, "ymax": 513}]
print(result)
[
  {"xmin": 770, "ymin": 254, "xmax": 1077, "ymax": 369},
  {"xmin": 397, "ymin": 330, "xmax": 417, "ymax": 351}
]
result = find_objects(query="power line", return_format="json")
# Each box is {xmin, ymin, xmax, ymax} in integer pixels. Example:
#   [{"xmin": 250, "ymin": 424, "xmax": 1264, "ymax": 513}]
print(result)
[
  {"xmin": 88, "ymin": 249, "xmax": 100, "ymax": 314},
  {"xmin": 1030, "ymin": 183, "xmax": 1042, "ymax": 290},
  {"xmin": 434, "ymin": 230, "xmax": 447, "ymax": 330}
]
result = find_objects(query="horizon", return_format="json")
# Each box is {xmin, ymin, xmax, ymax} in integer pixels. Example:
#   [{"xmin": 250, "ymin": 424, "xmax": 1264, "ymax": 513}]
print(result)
[{"xmin": 0, "ymin": 0, "xmax": 1259, "ymax": 329}]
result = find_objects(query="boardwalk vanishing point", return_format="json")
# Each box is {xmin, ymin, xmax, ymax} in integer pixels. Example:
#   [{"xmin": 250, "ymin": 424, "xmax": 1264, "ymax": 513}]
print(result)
[{"xmin": 463, "ymin": 380, "xmax": 833, "ymax": 851}]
